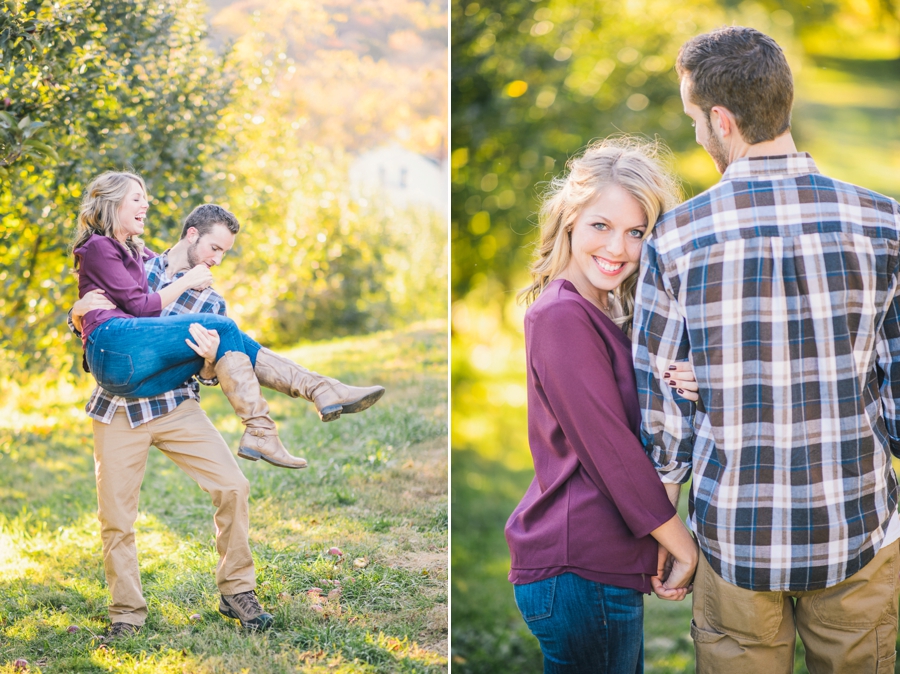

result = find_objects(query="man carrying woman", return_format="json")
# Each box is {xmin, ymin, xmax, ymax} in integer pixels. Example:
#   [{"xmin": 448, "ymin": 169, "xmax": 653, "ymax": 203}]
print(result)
[
  {"xmin": 71, "ymin": 174, "xmax": 384, "ymax": 469},
  {"xmin": 69, "ymin": 198, "xmax": 382, "ymax": 638}
]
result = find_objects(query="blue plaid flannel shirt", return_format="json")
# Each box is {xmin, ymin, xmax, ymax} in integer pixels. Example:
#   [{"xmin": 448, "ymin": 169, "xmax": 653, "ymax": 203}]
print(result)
[
  {"xmin": 633, "ymin": 154, "xmax": 900, "ymax": 592},
  {"xmin": 70, "ymin": 251, "xmax": 227, "ymax": 427}
]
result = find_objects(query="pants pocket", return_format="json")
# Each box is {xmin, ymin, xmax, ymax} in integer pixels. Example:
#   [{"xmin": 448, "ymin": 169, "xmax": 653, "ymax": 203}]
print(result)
[
  {"xmin": 690, "ymin": 619, "xmax": 726, "ymax": 645},
  {"xmin": 699, "ymin": 558, "xmax": 783, "ymax": 642},
  {"xmin": 92, "ymin": 349, "xmax": 135, "ymax": 389},
  {"xmin": 514, "ymin": 576, "xmax": 557, "ymax": 622},
  {"xmin": 877, "ymin": 623, "xmax": 898, "ymax": 673},
  {"xmin": 812, "ymin": 542, "xmax": 898, "ymax": 629}
]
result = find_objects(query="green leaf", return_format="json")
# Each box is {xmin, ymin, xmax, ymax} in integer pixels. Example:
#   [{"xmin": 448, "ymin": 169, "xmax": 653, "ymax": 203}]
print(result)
[
  {"xmin": 17, "ymin": 115, "xmax": 31, "ymax": 130},
  {"xmin": 23, "ymin": 138, "xmax": 57, "ymax": 161},
  {"xmin": 21, "ymin": 120, "xmax": 46, "ymax": 140}
]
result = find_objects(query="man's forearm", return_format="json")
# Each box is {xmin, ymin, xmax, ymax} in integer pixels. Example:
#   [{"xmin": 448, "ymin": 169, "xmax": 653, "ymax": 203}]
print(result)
[
  {"xmin": 198, "ymin": 360, "xmax": 216, "ymax": 380},
  {"xmin": 664, "ymin": 482, "xmax": 681, "ymax": 510}
]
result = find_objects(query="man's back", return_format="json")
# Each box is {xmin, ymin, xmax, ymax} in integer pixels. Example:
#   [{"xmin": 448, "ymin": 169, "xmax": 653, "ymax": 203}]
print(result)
[{"xmin": 633, "ymin": 153, "xmax": 900, "ymax": 591}]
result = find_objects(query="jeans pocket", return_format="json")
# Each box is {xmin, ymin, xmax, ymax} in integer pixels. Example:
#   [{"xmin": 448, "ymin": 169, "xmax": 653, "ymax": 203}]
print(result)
[
  {"xmin": 514, "ymin": 576, "xmax": 556, "ymax": 623},
  {"xmin": 92, "ymin": 349, "xmax": 135, "ymax": 389}
]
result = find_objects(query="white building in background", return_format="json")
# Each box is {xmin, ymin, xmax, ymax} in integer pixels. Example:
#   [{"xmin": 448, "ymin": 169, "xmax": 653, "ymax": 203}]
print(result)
[{"xmin": 349, "ymin": 142, "xmax": 447, "ymax": 215}]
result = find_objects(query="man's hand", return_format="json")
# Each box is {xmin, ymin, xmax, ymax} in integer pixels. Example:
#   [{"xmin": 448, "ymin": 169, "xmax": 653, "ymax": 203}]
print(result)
[
  {"xmin": 72, "ymin": 289, "xmax": 116, "ymax": 332},
  {"xmin": 186, "ymin": 323, "xmax": 220, "ymax": 365}
]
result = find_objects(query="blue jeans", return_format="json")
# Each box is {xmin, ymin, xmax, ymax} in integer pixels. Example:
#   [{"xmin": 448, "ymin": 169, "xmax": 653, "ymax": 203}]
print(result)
[
  {"xmin": 514, "ymin": 573, "xmax": 644, "ymax": 674},
  {"xmin": 85, "ymin": 314, "xmax": 262, "ymax": 398}
]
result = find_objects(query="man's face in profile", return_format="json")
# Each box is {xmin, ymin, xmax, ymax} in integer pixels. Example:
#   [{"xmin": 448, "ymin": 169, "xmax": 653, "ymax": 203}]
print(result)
[
  {"xmin": 186, "ymin": 223, "xmax": 236, "ymax": 268},
  {"xmin": 680, "ymin": 77, "xmax": 730, "ymax": 174}
]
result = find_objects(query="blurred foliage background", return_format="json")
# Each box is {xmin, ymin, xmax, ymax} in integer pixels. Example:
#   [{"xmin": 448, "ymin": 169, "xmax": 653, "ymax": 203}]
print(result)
[
  {"xmin": 0, "ymin": 0, "xmax": 448, "ymax": 379},
  {"xmin": 450, "ymin": 0, "xmax": 900, "ymax": 671}
]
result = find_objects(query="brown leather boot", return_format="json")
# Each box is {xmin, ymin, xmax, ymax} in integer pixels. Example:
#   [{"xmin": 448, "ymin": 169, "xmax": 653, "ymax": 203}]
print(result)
[
  {"xmin": 215, "ymin": 351, "xmax": 308, "ymax": 469},
  {"xmin": 254, "ymin": 347, "xmax": 385, "ymax": 422}
]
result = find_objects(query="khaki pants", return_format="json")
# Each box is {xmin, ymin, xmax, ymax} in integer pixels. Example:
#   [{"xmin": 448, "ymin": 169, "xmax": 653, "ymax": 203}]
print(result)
[
  {"xmin": 692, "ymin": 540, "xmax": 900, "ymax": 674},
  {"xmin": 93, "ymin": 400, "xmax": 255, "ymax": 626}
]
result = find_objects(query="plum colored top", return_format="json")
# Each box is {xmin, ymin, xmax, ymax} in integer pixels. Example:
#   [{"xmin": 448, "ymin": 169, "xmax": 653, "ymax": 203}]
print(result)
[
  {"xmin": 73, "ymin": 233, "xmax": 162, "ymax": 342},
  {"xmin": 505, "ymin": 279, "xmax": 677, "ymax": 594}
]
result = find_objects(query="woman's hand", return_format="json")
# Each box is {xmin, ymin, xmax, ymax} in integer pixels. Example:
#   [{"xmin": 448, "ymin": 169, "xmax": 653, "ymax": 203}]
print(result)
[
  {"xmin": 664, "ymin": 361, "xmax": 699, "ymax": 402},
  {"xmin": 652, "ymin": 546, "xmax": 693, "ymax": 601},
  {"xmin": 71, "ymin": 289, "xmax": 116, "ymax": 332},
  {"xmin": 181, "ymin": 264, "xmax": 214, "ymax": 291},
  {"xmin": 649, "ymin": 513, "xmax": 699, "ymax": 601},
  {"xmin": 186, "ymin": 322, "xmax": 220, "ymax": 366}
]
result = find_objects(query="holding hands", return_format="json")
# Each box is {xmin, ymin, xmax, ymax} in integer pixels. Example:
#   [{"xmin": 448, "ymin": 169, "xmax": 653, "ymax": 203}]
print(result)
[{"xmin": 652, "ymin": 543, "xmax": 698, "ymax": 601}]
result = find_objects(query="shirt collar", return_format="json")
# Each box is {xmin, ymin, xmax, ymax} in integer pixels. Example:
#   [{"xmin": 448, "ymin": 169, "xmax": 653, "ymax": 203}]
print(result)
[
  {"xmin": 157, "ymin": 248, "xmax": 186, "ymax": 281},
  {"xmin": 721, "ymin": 152, "xmax": 819, "ymax": 183}
]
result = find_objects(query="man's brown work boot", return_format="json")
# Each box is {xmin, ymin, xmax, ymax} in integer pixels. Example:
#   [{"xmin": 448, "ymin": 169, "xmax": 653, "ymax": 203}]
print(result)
[
  {"xmin": 103, "ymin": 622, "xmax": 141, "ymax": 641},
  {"xmin": 254, "ymin": 347, "xmax": 385, "ymax": 422},
  {"xmin": 215, "ymin": 351, "xmax": 308, "ymax": 469},
  {"xmin": 219, "ymin": 590, "xmax": 274, "ymax": 630}
]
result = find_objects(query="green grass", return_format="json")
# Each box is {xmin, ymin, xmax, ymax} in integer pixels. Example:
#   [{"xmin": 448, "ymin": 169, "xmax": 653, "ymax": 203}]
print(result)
[
  {"xmin": 0, "ymin": 321, "xmax": 448, "ymax": 673},
  {"xmin": 794, "ymin": 56, "xmax": 900, "ymax": 201}
]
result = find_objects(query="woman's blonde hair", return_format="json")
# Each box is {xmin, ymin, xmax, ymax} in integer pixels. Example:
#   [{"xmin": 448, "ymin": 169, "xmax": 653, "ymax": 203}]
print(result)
[
  {"xmin": 518, "ymin": 136, "xmax": 681, "ymax": 330},
  {"xmin": 72, "ymin": 171, "xmax": 147, "ymax": 268}
]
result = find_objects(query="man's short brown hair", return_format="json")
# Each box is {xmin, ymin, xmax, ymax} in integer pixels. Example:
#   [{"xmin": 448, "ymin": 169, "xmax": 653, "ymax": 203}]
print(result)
[
  {"xmin": 180, "ymin": 204, "xmax": 240, "ymax": 240},
  {"xmin": 676, "ymin": 26, "xmax": 793, "ymax": 144}
]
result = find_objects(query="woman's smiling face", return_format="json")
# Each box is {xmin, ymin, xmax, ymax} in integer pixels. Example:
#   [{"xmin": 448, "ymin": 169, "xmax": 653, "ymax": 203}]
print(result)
[
  {"xmin": 115, "ymin": 179, "xmax": 149, "ymax": 242},
  {"xmin": 564, "ymin": 183, "xmax": 647, "ymax": 308}
]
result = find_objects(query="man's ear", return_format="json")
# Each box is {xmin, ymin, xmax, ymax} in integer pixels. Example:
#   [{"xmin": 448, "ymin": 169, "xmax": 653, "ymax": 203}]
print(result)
[
  {"xmin": 709, "ymin": 106, "xmax": 737, "ymax": 139},
  {"xmin": 185, "ymin": 226, "xmax": 200, "ymax": 243}
]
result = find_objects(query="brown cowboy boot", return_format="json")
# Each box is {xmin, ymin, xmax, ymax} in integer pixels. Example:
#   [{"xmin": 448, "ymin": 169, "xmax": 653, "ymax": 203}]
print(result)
[
  {"xmin": 253, "ymin": 347, "xmax": 385, "ymax": 422},
  {"xmin": 215, "ymin": 351, "xmax": 308, "ymax": 469}
]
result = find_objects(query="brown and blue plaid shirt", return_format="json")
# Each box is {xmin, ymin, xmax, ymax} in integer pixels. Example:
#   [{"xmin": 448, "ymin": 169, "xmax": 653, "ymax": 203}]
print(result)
[
  {"xmin": 70, "ymin": 251, "xmax": 227, "ymax": 428},
  {"xmin": 633, "ymin": 153, "xmax": 900, "ymax": 591}
]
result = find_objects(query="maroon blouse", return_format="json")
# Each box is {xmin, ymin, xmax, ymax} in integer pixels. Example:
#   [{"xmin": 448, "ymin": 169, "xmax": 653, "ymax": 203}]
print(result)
[
  {"xmin": 505, "ymin": 279, "xmax": 676, "ymax": 594},
  {"xmin": 73, "ymin": 233, "xmax": 162, "ymax": 342}
]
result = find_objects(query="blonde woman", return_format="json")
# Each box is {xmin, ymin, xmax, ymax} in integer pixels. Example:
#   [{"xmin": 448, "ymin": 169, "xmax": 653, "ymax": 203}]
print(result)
[
  {"xmin": 72, "ymin": 171, "xmax": 384, "ymax": 470},
  {"xmin": 505, "ymin": 138, "xmax": 698, "ymax": 673}
]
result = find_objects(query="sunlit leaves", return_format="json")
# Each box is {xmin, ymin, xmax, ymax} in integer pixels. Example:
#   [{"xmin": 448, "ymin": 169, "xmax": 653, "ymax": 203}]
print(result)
[
  {"xmin": 0, "ymin": 0, "xmax": 232, "ymax": 375},
  {"xmin": 452, "ymin": 0, "xmax": 716, "ymax": 302}
]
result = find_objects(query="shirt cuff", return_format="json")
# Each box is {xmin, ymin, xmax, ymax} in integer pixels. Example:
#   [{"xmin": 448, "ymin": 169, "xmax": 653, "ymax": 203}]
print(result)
[
  {"xmin": 889, "ymin": 435, "xmax": 900, "ymax": 459},
  {"xmin": 651, "ymin": 454, "xmax": 693, "ymax": 485}
]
